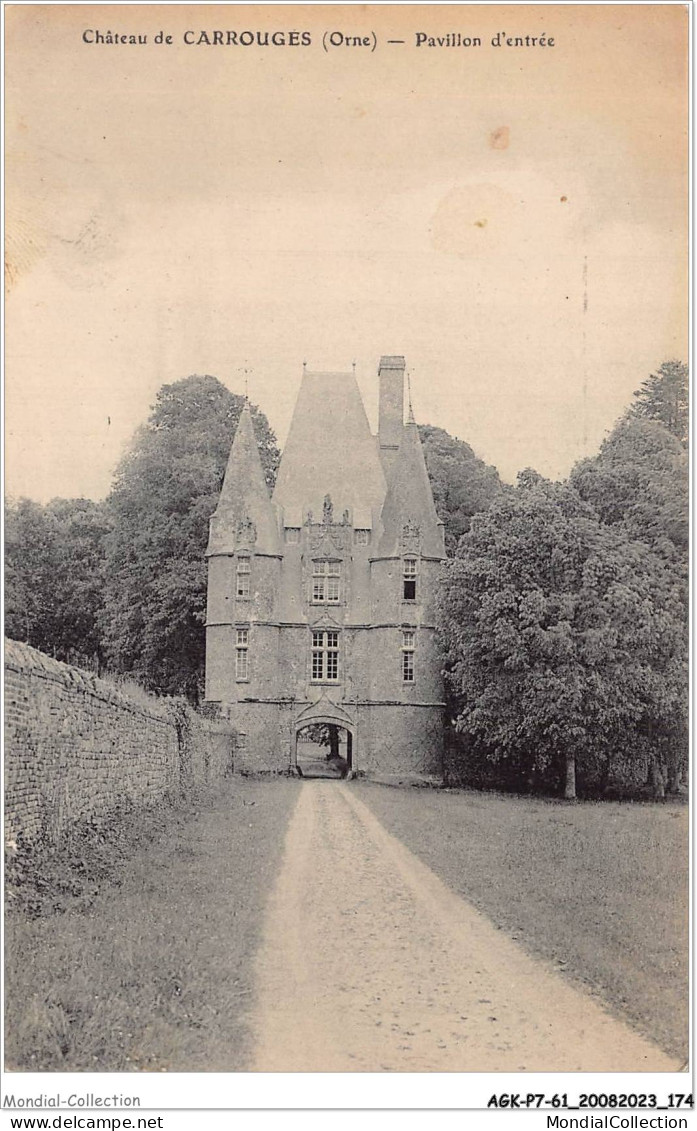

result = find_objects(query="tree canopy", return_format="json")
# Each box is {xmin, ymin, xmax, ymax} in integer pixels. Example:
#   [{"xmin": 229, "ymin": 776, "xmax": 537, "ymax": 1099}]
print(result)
[
  {"xmin": 438, "ymin": 360, "xmax": 688, "ymax": 798},
  {"xmin": 5, "ymin": 496, "xmax": 109, "ymax": 669},
  {"xmin": 438, "ymin": 471, "xmax": 687, "ymax": 799},
  {"xmin": 100, "ymin": 375, "xmax": 280, "ymax": 701},
  {"xmin": 418, "ymin": 424, "xmax": 505, "ymax": 553},
  {"xmin": 570, "ymin": 417, "xmax": 688, "ymax": 559},
  {"xmin": 625, "ymin": 359, "xmax": 688, "ymax": 445}
]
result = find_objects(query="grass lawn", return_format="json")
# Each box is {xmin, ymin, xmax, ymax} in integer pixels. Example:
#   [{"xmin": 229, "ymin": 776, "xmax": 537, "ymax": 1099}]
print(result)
[
  {"xmin": 5, "ymin": 777, "xmax": 299, "ymax": 1072},
  {"xmin": 357, "ymin": 783, "xmax": 688, "ymax": 1060}
]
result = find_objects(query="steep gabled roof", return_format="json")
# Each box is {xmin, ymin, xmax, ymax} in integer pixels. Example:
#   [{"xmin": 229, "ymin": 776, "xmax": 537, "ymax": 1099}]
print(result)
[
  {"xmin": 377, "ymin": 420, "xmax": 445, "ymax": 558},
  {"xmin": 207, "ymin": 402, "xmax": 281, "ymax": 556},
  {"xmin": 272, "ymin": 370, "xmax": 387, "ymax": 519}
]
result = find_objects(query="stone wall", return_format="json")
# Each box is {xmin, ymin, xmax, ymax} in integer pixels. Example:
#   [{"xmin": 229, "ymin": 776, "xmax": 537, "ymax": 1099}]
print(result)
[{"xmin": 4, "ymin": 640, "xmax": 236, "ymax": 846}]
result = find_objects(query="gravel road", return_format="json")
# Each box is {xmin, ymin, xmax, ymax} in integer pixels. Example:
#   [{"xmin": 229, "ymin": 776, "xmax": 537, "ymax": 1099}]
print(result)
[{"xmin": 249, "ymin": 781, "xmax": 678, "ymax": 1072}]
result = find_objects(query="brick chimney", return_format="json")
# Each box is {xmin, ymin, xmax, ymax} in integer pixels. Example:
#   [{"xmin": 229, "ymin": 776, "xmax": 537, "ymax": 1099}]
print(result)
[{"xmin": 378, "ymin": 355, "xmax": 405, "ymax": 473}]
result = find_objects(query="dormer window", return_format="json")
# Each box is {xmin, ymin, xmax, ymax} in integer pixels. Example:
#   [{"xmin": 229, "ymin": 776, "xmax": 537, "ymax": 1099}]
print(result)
[
  {"xmin": 403, "ymin": 558, "xmax": 417, "ymax": 601},
  {"xmin": 354, "ymin": 529, "xmax": 370, "ymax": 545},
  {"xmin": 236, "ymin": 556, "xmax": 251, "ymax": 598},
  {"xmin": 312, "ymin": 560, "xmax": 341, "ymax": 603}
]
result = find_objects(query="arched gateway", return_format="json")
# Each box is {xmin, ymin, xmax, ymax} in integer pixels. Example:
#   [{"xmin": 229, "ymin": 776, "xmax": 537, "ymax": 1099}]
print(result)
[
  {"xmin": 292, "ymin": 695, "xmax": 356, "ymax": 777},
  {"xmin": 204, "ymin": 355, "xmax": 446, "ymax": 781}
]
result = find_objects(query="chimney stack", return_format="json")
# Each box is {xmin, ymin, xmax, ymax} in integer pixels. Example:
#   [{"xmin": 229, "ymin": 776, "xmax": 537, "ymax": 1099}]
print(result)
[{"xmin": 378, "ymin": 355, "xmax": 405, "ymax": 472}]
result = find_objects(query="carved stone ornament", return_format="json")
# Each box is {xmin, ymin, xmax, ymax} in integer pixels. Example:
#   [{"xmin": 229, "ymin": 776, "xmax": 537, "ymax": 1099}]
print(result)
[
  {"xmin": 401, "ymin": 519, "xmax": 422, "ymax": 553},
  {"xmin": 309, "ymin": 523, "xmax": 348, "ymax": 555},
  {"xmin": 323, "ymin": 494, "xmax": 334, "ymax": 524},
  {"xmin": 236, "ymin": 516, "xmax": 258, "ymax": 546}
]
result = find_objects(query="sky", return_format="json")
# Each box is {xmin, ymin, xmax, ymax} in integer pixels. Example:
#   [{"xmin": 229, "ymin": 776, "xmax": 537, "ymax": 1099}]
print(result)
[{"xmin": 5, "ymin": 3, "xmax": 688, "ymax": 502}]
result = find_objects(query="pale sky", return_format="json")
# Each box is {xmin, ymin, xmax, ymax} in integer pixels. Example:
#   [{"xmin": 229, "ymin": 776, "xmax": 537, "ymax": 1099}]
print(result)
[{"xmin": 5, "ymin": 3, "xmax": 688, "ymax": 501}]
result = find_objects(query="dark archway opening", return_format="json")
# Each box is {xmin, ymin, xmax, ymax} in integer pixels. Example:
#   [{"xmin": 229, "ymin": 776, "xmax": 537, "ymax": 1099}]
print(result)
[{"xmin": 296, "ymin": 723, "xmax": 353, "ymax": 779}]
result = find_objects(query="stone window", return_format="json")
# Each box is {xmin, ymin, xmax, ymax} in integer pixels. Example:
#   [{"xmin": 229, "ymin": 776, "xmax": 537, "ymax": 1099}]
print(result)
[
  {"xmin": 235, "ymin": 628, "xmax": 249, "ymax": 681},
  {"xmin": 312, "ymin": 560, "xmax": 341, "ymax": 603},
  {"xmin": 311, "ymin": 630, "xmax": 340, "ymax": 682},
  {"xmin": 236, "ymin": 556, "xmax": 251, "ymax": 598},
  {"xmin": 354, "ymin": 529, "xmax": 370, "ymax": 545},
  {"xmin": 285, "ymin": 527, "xmax": 301, "ymax": 544},
  {"xmin": 402, "ymin": 630, "xmax": 415, "ymax": 682},
  {"xmin": 403, "ymin": 558, "xmax": 417, "ymax": 601}
]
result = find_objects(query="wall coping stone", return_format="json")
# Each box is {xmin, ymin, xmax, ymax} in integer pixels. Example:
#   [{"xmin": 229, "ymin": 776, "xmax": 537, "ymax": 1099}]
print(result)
[{"xmin": 6, "ymin": 639, "xmax": 174, "ymax": 723}]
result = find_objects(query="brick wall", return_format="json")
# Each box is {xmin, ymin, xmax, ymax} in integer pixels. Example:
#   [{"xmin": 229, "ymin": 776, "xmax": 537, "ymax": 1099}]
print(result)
[{"xmin": 4, "ymin": 640, "xmax": 236, "ymax": 846}]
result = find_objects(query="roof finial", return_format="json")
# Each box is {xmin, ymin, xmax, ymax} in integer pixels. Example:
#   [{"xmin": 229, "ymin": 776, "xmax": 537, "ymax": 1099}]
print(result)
[
  {"xmin": 352, "ymin": 360, "xmax": 356, "ymax": 375},
  {"xmin": 303, "ymin": 360, "xmax": 307, "ymax": 374},
  {"xmin": 406, "ymin": 368, "xmax": 415, "ymax": 424},
  {"xmin": 238, "ymin": 363, "xmax": 250, "ymax": 402}
]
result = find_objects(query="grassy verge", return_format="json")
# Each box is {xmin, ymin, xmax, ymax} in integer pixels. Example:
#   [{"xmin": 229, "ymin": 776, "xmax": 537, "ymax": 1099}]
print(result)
[
  {"xmin": 5, "ymin": 777, "xmax": 300, "ymax": 1071},
  {"xmin": 357, "ymin": 783, "xmax": 688, "ymax": 1060}
]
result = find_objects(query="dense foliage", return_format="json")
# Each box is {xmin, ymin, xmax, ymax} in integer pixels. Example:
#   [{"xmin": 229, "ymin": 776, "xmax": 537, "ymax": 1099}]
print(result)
[
  {"xmin": 100, "ymin": 376, "xmax": 280, "ymax": 702},
  {"xmin": 418, "ymin": 424, "xmax": 505, "ymax": 552},
  {"xmin": 439, "ymin": 360, "xmax": 688, "ymax": 799},
  {"xmin": 5, "ymin": 497, "xmax": 109, "ymax": 670},
  {"xmin": 625, "ymin": 359, "xmax": 688, "ymax": 445},
  {"xmin": 439, "ymin": 470, "xmax": 687, "ymax": 798},
  {"xmin": 570, "ymin": 418, "xmax": 688, "ymax": 558}
]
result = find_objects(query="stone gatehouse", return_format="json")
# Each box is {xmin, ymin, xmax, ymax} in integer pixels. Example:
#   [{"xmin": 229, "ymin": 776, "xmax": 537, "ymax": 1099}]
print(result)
[{"xmin": 204, "ymin": 355, "xmax": 446, "ymax": 779}]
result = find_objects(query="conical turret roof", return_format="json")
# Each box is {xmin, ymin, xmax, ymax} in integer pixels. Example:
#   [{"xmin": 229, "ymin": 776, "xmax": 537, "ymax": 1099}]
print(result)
[
  {"xmin": 207, "ymin": 402, "xmax": 281, "ymax": 556},
  {"xmin": 377, "ymin": 420, "xmax": 445, "ymax": 558}
]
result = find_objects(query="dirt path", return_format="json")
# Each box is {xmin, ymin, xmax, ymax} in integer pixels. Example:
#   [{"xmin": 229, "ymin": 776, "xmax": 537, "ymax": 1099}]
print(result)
[{"xmin": 249, "ymin": 781, "xmax": 678, "ymax": 1072}]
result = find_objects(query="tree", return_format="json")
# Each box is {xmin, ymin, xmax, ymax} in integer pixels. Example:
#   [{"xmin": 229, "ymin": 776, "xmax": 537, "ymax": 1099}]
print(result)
[
  {"xmin": 570, "ymin": 417, "xmax": 688, "ymax": 559},
  {"xmin": 438, "ymin": 472, "xmax": 687, "ymax": 799},
  {"xmin": 418, "ymin": 424, "xmax": 505, "ymax": 553},
  {"xmin": 101, "ymin": 376, "xmax": 280, "ymax": 701},
  {"xmin": 45, "ymin": 498, "xmax": 111, "ymax": 669},
  {"xmin": 626, "ymin": 360, "xmax": 688, "ymax": 445},
  {"xmin": 5, "ymin": 498, "xmax": 60, "ymax": 650},
  {"xmin": 569, "ymin": 410, "xmax": 688, "ymax": 797},
  {"xmin": 5, "ymin": 496, "xmax": 109, "ymax": 669}
]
